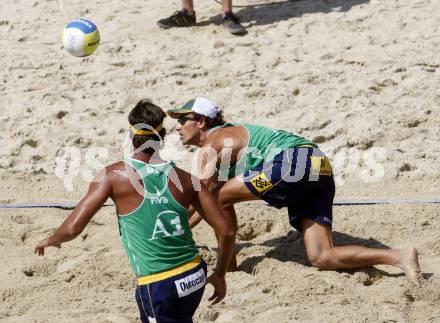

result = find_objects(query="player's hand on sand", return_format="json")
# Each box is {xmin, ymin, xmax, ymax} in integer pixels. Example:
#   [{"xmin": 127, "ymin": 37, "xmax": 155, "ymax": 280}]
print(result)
[
  {"xmin": 34, "ymin": 238, "xmax": 61, "ymax": 256},
  {"xmin": 207, "ymin": 272, "xmax": 226, "ymax": 304}
]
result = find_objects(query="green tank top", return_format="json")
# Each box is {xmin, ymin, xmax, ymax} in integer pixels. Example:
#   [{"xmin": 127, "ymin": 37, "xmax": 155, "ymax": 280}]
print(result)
[
  {"xmin": 211, "ymin": 123, "xmax": 317, "ymax": 180},
  {"xmin": 118, "ymin": 157, "xmax": 198, "ymax": 277}
]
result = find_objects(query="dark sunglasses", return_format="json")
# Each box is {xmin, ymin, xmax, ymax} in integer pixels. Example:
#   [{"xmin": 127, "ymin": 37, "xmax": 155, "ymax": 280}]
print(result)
[{"xmin": 177, "ymin": 116, "xmax": 197, "ymax": 125}]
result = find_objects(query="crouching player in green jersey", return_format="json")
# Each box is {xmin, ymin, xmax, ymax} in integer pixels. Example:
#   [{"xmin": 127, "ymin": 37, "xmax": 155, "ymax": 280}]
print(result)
[
  {"xmin": 34, "ymin": 100, "xmax": 236, "ymax": 323},
  {"xmin": 167, "ymin": 97, "xmax": 422, "ymax": 286}
]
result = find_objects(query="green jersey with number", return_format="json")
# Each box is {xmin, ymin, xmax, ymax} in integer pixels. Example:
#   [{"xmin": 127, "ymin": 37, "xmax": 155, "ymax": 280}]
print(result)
[
  {"xmin": 118, "ymin": 158, "xmax": 198, "ymax": 277},
  {"xmin": 212, "ymin": 123, "xmax": 317, "ymax": 180}
]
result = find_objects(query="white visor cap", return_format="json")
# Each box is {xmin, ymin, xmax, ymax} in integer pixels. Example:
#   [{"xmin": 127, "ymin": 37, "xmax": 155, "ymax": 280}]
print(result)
[{"xmin": 191, "ymin": 97, "xmax": 220, "ymax": 118}]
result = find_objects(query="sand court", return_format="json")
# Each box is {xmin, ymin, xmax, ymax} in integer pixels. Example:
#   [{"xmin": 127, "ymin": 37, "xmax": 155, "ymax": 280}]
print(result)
[
  {"xmin": 1, "ymin": 201, "xmax": 440, "ymax": 321},
  {"xmin": 1, "ymin": 0, "xmax": 440, "ymax": 321}
]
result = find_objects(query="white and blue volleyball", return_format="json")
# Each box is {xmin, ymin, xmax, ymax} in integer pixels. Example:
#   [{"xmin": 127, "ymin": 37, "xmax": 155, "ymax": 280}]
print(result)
[{"xmin": 62, "ymin": 19, "xmax": 100, "ymax": 57}]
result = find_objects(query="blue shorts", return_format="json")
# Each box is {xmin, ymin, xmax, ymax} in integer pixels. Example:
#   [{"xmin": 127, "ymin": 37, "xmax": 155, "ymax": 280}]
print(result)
[
  {"xmin": 135, "ymin": 260, "xmax": 207, "ymax": 323},
  {"xmin": 243, "ymin": 147, "xmax": 335, "ymax": 232}
]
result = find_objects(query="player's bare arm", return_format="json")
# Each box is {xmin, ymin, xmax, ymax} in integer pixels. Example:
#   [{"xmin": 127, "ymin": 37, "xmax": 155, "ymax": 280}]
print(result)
[
  {"xmin": 189, "ymin": 129, "xmax": 243, "ymax": 228},
  {"xmin": 191, "ymin": 182, "xmax": 235, "ymax": 303},
  {"xmin": 34, "ymin": 168, "xmax": 112, "ymax": 255},
  {"xmin": 171, "ymin": 167, "xmax": 236, "ymax": 303}
]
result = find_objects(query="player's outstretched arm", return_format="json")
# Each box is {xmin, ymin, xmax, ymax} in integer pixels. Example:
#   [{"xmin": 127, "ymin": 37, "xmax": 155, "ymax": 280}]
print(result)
[
  {"xmin": 191, "ymin": 183, "xmax": 236, "ymax": 304},
  {"xmin": 34, "ymin": 168, "xmax": 112, "ymax": 256}
]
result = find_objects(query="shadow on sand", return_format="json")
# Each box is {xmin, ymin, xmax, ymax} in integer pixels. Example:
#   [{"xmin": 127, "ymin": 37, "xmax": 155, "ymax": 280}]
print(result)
[
  {"xmin": 238, "ymin": 230, "xmax": 408, "ymax": 281},
  {"xmin": 199, "ymin": 0, "xmax": 370, "ymax": 29}
]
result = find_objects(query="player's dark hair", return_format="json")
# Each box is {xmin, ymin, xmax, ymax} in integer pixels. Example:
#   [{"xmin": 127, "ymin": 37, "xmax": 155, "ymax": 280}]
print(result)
[
  {"xmin": 128, "ymin": 99, "xmax": 166, "ymax": 155},
  {"xmin": 193, "ymin": 110, "xmax": 226, "ymax": 129}
]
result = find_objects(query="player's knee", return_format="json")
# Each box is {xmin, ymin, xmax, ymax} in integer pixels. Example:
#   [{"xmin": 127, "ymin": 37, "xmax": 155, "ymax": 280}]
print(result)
[
  {"xmin": 218, "ymin": 190, "xmax": 233, "ymax": 209},
  {"xmin": 221, "ymin": 204, "xmax": 238, "ymax": 230},
  {"xmin": 308, "ymin": 250, "xmax": 332, "ymax": 269}
]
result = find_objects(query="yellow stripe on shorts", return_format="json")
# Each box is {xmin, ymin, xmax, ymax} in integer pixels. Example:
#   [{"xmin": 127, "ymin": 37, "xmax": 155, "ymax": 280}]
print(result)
[
  {"xmin": 138, "ymin": 256, "xmax": 202, "ymax": 285},
  {"xmin": 310, "ymin": 156, "xmax": 332, "ymax": 176}
]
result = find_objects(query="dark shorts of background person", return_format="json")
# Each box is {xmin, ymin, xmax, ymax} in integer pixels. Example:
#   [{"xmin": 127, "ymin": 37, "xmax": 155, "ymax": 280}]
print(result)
[
  {"xmin": 243, "ymin": 146, "xmax": 335, "ymax": 232},
  {"xmin": 135, "ymin": 258, "xmax": 207, "ymax": 323}
]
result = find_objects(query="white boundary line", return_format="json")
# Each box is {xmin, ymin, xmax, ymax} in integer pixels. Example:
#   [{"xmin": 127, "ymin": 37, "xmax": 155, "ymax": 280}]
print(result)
[{"xmin": 0, "ymin": 199, "xmax": 439, "ymax": 210}]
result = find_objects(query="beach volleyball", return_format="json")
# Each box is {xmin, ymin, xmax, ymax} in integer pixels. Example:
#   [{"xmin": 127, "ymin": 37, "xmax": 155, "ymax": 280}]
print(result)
[{"xmin": 62, "ymin": 19, "xmax": 100, "ymax": 57}]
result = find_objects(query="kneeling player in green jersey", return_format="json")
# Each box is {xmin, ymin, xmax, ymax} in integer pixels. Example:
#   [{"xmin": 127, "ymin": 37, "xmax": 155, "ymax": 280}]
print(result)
[
  {"xmin": 167, "ymin": 97, "xmax": 422, "ymax": 286},
  {"xmin": 35, "ymin": 100, "xmax": 236, "ymax": 323}
]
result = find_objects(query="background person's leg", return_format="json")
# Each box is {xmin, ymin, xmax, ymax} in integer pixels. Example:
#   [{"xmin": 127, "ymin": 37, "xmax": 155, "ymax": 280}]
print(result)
[
  {"xmin": 157, "ymin": 0, "xmax": 196, "ymax": 29},
  {"xmin": 221, "ymin": 0, "xmax": 232, "ymax": 13},
  {"xmin": 220, "ymin": 0, "xmax": 246, "ymax": 35},
  {"xmin": 301, "ymin": 218, "xmax": 422, "ymax": 285},
  {"xmin": 182, "ymin": 0, "xmax": 194, "ymax": 15}
]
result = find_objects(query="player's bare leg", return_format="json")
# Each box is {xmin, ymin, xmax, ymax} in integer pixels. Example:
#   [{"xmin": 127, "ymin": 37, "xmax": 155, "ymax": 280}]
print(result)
[{"xmin": 301, "ymin": 219, "xmax": 423, "ymax": 286}]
